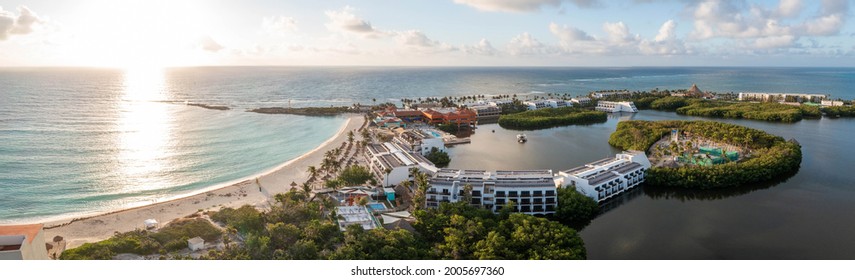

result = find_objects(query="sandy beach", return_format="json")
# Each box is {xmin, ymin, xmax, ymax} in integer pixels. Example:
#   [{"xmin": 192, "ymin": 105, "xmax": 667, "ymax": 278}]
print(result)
[{"xmin": 44, "ymin": 114, "xmax": 365, "ymax": 249}]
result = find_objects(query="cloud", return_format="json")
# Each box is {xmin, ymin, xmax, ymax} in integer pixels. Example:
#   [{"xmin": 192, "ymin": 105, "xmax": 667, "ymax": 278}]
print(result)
[
  {"xmin": 396, "ymin": 30, "xmax": 457, "ymax": 53},
  {"xmin": 548, "ymin": 22, "xmax": 600, "ymax": 53},
  {"xmin": 548, "ymin": 20, "xmax": 688, "ymax": 56},
  {"xmin": 463, "ymin": 38, "xmax": 499, "ymax": 56},
  {"xmin": 640, "ymin": 20, "xmax": 688, "ymax": 55},
  {"xmin": 507, "ymin": 32, "xmax": 555, "ymax": 55},
  {"xmin": 325, "ymin": 6, "xmax": 386, "ymax": 38},
  {"xmin": 775, "ymin": 0, "xmax": 802, "ymax": 18},
  {"xmin": 654, "ymin": 19, "xmax": 677, "ymax": 42},
  {"xmin": 453, "ymin": 0, "xmax": 600, "ymax": 13},
  {"xmin": 688, "ymin": 0, "xmax": 848, "ymax": 49},
  {"xmin": 262, "ymin": 16, "xmax": 297, "ymax": 34},
  {"xmin": 0, "ymin": 6, "xmax": 42, "ymax": 40},
  {"xmin": 199, "ymin": 36, "xmax": 224, "ymax": 52}
]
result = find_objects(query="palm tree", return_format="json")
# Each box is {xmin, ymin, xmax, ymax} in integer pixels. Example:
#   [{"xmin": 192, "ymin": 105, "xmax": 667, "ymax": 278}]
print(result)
[
  {"xmin": 347, "ymin": 131, "xmax": 355, "ymax": 143},
  {"xmin": 307, "ymin": 166, "xmax": 318, "ymax": 181},
  {"xmin": 301, "ymin": 183, "xmax": 313, "ymax": 202}
]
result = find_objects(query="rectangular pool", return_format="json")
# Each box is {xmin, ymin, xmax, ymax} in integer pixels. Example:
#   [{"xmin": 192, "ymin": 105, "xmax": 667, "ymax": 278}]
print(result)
[{"xmin": 367, "ymin": 203, "xmax": 387, "ymax": 211}]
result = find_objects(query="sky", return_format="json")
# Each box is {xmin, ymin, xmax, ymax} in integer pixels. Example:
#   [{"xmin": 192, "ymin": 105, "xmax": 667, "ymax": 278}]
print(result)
[{"xmin": 0, "ymin": 0, "xmax": 853, "ymax": 67}]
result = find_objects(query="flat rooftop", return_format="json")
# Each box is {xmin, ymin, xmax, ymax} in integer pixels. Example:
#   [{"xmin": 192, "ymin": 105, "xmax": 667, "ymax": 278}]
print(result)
[{"xmin": 0, "ymin": 224, "xmax": 42, "ymax": 245}]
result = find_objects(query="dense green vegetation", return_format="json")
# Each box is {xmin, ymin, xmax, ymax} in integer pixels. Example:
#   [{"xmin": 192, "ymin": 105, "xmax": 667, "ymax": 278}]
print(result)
[
  {"xmin": 650, "ymin": 96, "xmax": 695, "ymax": 111},
  {"xmin": 413, "ymin": 203, "xmax": 586, "ymax": 260},
  {"xmin": 60, "ymin": 218, "xmax": 223, "ymax": 260},
  {"xmin": 553, "ymin": 187, "xmax": 599, "ymax": 230},
  {"xmin": 424, "ymin": 147, "xmax": 451, "ymax": 167},
  {"xmin": 498, "ymin": 107, "xmax": 607, "ymax": 130},
  {"xmin": 674, "ymin": 101, "xmax": 820, "ymax": 122},
  {"xmin": 609, "ymin": 120, "xmax": 802, "ymax": 189},
  {"xmin": 337, "ymin": 165, "xmax": 374, "ymax": 186},
  {"xmin": 69, "ymin": 188, "xmax": 585, "ymax": 260},
  {"xmin": 822, "ymin": 106, "xmax": 855, "ymax": 117}
]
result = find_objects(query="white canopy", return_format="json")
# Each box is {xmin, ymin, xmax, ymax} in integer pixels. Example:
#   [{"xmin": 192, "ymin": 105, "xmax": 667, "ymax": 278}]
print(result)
[{"xmin": 143, "ymin": 219, "xmax": 158, "ymax": 229}]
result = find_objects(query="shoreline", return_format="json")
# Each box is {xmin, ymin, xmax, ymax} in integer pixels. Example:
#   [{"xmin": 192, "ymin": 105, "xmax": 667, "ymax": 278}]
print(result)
[{"xmin": 41, "ymin": 114, "xmax": 365, "ymax": 249}]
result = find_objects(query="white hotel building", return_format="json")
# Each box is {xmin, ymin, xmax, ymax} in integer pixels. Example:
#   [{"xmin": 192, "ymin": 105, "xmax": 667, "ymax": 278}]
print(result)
[
  {"xmin": 524, "ymin": 100, "xmax": 570, "ymax": 111},
  {"xmin": 364, "ymin": 142, "xmax": 438, "ymax": 186},
  {"xmin": 426, "ymin": 169, "xmax": 557, "ymax": 215},
  {"xmin": 554, "ymin": 151, "xmax": 651, "ymax": 203},
  {"xmin": 393, "ymin": 129, "xmax": 446, "ymax": 156},
  {"xmin": 596, "ymin": 101, "xmax": 638, "ymax": 113},
  {"xmin": 738, "ymin": 92, "xmax": 828, "ymax": 102}
]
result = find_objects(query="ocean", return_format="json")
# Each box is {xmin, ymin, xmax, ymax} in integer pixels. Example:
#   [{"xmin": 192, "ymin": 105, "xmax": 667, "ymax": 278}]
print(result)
[{"xmin": 2, "ymin": 67, "xmax": 855, "ymax": 258}]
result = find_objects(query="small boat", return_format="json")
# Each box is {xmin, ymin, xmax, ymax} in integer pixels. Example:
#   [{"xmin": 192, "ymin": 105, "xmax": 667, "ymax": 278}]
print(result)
[{"xmin": 517, "ymin": 134, "xmax": 527, "ymax": 143}]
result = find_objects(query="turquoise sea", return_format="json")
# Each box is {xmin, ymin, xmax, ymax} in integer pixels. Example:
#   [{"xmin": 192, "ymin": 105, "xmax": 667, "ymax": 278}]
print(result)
[{"xmin": 2, "ymin": 67, "xmax": 855, "ymax": 254}]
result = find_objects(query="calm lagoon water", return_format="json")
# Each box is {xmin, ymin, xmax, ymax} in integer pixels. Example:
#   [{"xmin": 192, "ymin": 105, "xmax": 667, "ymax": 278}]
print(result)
[
  {"xmin": 448, "ymin": 111, "xmax": 855, "ymax": 259},
  {"xmin": 2, "ymin": 67, "xmax": 855, "ymax": 259}
]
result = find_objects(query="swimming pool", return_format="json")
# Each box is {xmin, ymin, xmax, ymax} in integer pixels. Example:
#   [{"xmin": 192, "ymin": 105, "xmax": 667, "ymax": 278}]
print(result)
[
  {"xmin": 366, "ymin": 203, "xmax": 387, "ymax": 211},
  {"xmin": 429, "ymin": 131, "xmax": 441, "ymax": 138}
]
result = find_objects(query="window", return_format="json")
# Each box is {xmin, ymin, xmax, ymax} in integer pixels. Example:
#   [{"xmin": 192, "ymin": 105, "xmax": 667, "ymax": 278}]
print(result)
[
  {"xmin": 545, "ymin": 190, "xmax": 555, "ymax": 196},
  {"xmin": 533, "ymin": 190, "xmax": 543, "ymax": 196},
  {"xmin": 508, "ymin": 191, "xmax": 518, "ymax": 197},
  {"xmin": 496, "ymin": 199, "xmax": 505, "ymax": 204}
]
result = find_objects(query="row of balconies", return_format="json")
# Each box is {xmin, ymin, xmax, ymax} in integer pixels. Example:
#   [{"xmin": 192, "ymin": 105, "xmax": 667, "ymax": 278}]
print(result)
[
  {"xmin": 495, "ymin": 198, "xmax": 556, "ymax": 205},
  {"xmin": 494, "ymin": 191, "xmax": 556, "ymax": 198}
]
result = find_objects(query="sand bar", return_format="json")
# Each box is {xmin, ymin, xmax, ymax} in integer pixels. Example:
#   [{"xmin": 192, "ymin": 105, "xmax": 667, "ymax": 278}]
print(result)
[{"xmin": 43, "ymin": 114, "xmax": 365, "ymax": 249}]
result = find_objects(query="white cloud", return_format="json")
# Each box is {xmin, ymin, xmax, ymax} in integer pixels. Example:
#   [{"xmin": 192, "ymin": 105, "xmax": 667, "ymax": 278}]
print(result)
[
  {"xmin": 453, "ymin": 0, "xmax": 600, "ymax": 13},
  {"xmin": 640, "ymin": 20, "xmax": 688, "ymax": 55},
  {"xmin": 507, "ymin": 32, "xmax": 555, "ymax": 55},
  {"xmin": 753, "ymin": 35, "xmax": 797, "ymax": 49},
  {"xmin": 688, "ymin": 0, "xmax": 848, "ymax": 51},
  {"xmin": 325, "ymin": 6, "xmax": 386, "ymax": 38},
  {"xmin": 463, "ymin": 38, "xmax": 499, "ymax": 56},
  {"xmin": 0, "ymin": 6, "xmax": 42, "ymax": 40},
  {"xmin": 603, "ymin": 21, "xmax": 639, "ymax": 44},
  {"xmin": 396, "ymin": 30, "xmax": 457, "ymax": 53},
  {"xmin": 262, "ymin": 16, "xmax": 297, "ymax": 34},
  {"xmin": 655, "ymin": 20, "xmax": 677, "ymax": 42},
  {"xmin": 775, "ymin": 0, "xmax": 802, "ymax": 18},
  {"xmin": 198, "ymin": 36, "xmax": 224, "ymax": 52},
  {"xmin": 548, "ymin": 22, "xmax": 600, "ymax": 53}
]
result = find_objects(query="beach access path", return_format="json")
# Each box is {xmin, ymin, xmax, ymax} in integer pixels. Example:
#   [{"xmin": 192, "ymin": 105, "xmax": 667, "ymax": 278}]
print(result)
[{"xmin": 44, "ymin": 114, "xmax": 365, "ymax": 249}]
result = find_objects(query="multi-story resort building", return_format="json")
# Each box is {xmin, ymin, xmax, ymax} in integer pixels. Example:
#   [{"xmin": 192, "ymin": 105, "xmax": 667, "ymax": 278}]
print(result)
[
  {"xmin": 426, "ymin": 169, "xmax": 557, "ymax": 215},
  {"xmin": 0, "ymin": 224, "xmax": 49, "ymax": 260},
  {"xmin": 545, "ymin": 99, "xmax": 569, "ymax": 108},
  {"xmin": 470, "ymin": 105, "xmax": 502, "ymax": 119},
  {"xmin": 591, "ymin": 90, "xmax": 632, "ymax": 99},
  {"xmin": 523, "ymin": 100, "xmax": 570, "ymax": 111},
  {"xmin": 523, "ymin": 100, "xmax": 549, "ymax": 110},
  {"xmin": 738, "ymin": 92, "xmax": 828, "ymax": 103},
  {"xmin": 554, "ymin": 151, "xmax": 651, "ymax": 203},
  {"xmin": 393, "ymin": 129, "xmax": 446, "ymax": 156},
  {"xmin": 821, "ymin": 100, "xmax": 844, "ymax": 107},
  {"xmin": 421, "ymin": 108, "xmax": 477, "ymax": 127},
  {"xmin": 364, "ymin": 142, "xmax": 438, "ymax": 186},
  {"xmin": 571, "ymin": 97, "xmax": 592, "ymax": 105},
  {"xmin": 596, "ymin": 101, "xmax": 638, "ymax": 113},
  {"xmin": 488, "ymin": 100, "xmax": 513, "ymax": 107}
]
